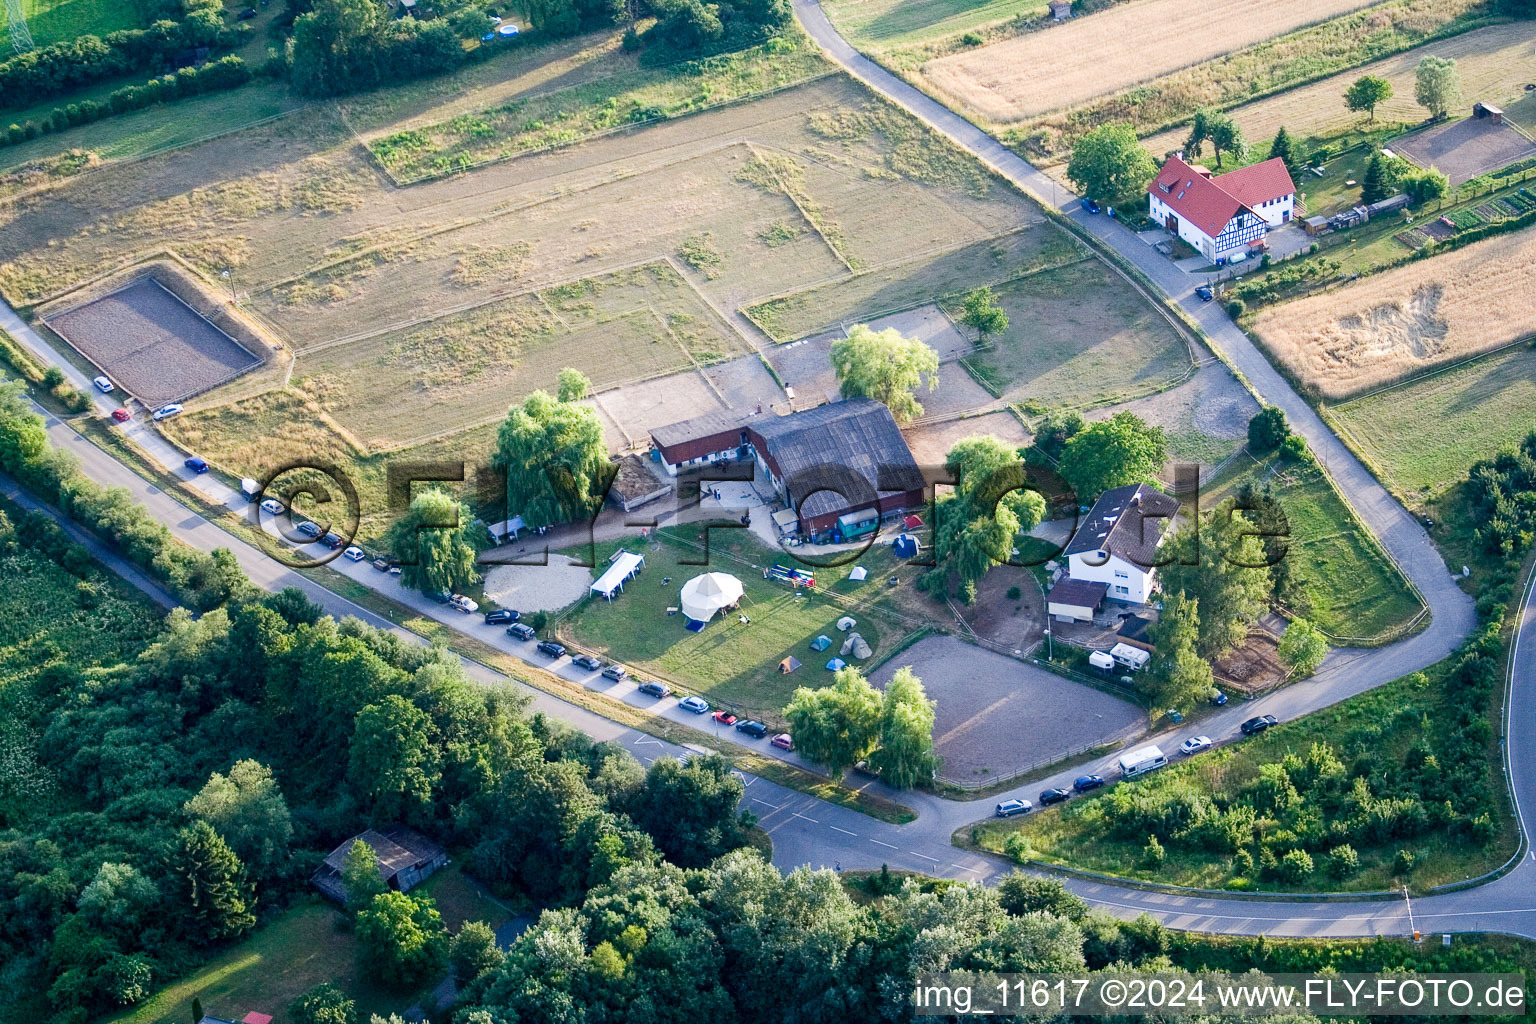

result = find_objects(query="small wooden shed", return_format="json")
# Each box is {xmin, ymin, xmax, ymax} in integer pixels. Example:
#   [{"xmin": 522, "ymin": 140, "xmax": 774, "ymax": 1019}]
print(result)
[
  {"xmin": 1048, "ymin": 0, "xmax": 1072, "ymax": 18},
  {"xmin": 1473, "ymin": 102, "xmax": 1504, "ymax": 124}
]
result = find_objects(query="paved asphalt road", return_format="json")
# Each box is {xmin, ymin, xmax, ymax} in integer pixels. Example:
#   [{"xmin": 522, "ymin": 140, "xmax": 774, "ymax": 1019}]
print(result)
[{"xmin": 2, "ymin": 13, "xmax": 1530, "ymax": 935}]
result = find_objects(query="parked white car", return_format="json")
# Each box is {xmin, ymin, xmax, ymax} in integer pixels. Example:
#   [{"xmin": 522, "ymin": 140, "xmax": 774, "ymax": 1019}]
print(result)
[
  {"xmin": 342, "ymin": 546, "xmax": 366, "ymax": 562},
  {"xmin": 152, "ymin": 404, "xmax": 183, "ymax": 421},
  {"xmin": 449, "ymin": 594, "xmax": 479, "ymax": 614},
  {"xmin": 92, "ymin": 376, "xmax": 114, "ymax": 393},
  {"xmin": 1180, "ymin": 735, "xmax": 1213, "ymax": 756},
  {"xmin": 259, "ymin": 498, "xmax": 286, "ymax": 515}
]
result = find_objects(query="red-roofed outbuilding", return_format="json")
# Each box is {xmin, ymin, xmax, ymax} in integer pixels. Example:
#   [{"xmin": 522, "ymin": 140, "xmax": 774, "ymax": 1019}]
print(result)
[{"xmin": 1148, "ymin": 156, "xmax": 1295, "ymax": 262}]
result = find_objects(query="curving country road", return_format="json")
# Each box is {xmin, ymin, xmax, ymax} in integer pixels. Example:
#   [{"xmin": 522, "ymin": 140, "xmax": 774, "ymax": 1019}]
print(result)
[{"xmin": 2, "ymin": 8, "xmax": 1530, "ymax": 937}]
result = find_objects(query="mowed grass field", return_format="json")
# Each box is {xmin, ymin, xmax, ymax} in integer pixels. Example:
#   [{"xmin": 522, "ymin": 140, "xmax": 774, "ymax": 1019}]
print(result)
[
  {"xmin": 1205, "ymin": 456, "xmax": 1423, "ymax": 640},
  {"xmin": 919, "ymin": 0, "xmax": 1384, "ymax": 124},
  {"xmin": 1139, "ymin": 22, "xmax": 1536, "ymax": 167},
  {"xmin": 561, "ymin": 531, "xmax": 924, "ymax": 721},
  {"xmin": 0, "ymin": 0, "xmax": 139, "ymax": 50},
  {"xmin": 948, "ymin": 257, "xmax": 1193, "ymax": 410},
  {"xmin": 1250, "ymin": 224, "xmax": 1536, "ymax": 400},
  {"xmin": 1328, "ymin": 340, "xmax": 1536, "ymax": 500}
]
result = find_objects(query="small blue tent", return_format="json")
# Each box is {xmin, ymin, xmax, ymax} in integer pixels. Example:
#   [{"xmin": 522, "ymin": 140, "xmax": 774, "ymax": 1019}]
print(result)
[
  {"xmin": 809, "ymin": 635, "xmax": 832, "ymax": 651},
  {"xmin": 825, "ymin": 658, "xmax": 847, "ymax": 671},
  {"xmin": 892, "ymin": 534, "xmax": 920, "ymax": 559}
]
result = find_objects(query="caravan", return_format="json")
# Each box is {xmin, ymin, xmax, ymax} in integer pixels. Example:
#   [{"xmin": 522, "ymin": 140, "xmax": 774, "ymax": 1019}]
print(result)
[{"xmin": 1117, "ymin": 744, "xmax": 1168, "ymax": 778}]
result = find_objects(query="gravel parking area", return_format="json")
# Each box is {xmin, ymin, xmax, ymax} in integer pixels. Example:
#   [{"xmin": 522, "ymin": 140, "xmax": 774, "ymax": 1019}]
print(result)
[
  {"xmin": 870, "ymin": 634, "xmax": 1143, "ymax": 785},
  {"xmin": 45, "ymin": 278, "xmax": 260, "ymax": 406},
  {"xmin": 482, "ymin": 555, "xmax": 593, "ymax": 612}
]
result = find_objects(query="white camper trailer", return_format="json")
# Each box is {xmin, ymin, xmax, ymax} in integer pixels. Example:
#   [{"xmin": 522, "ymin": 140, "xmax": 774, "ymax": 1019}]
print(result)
[{"xmin": 1117, "ymin": 744, "xmax": 1168, "ymax": 778}]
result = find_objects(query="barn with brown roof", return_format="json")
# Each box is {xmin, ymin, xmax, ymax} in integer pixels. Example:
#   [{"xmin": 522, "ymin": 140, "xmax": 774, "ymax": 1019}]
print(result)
[{"xmin": 311, "ymin": 826, "xmax": 449, "ymax": 903}]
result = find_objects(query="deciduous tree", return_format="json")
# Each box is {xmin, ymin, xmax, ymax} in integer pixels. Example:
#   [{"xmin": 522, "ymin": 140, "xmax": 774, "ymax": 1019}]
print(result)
[
  {"xmin": 494, "ymin": 390, "xmax": 610, "ymax": 529},
  {"xmin": 868, "ymin": 667, "xmax": 937, "ymax": 789},
  {"xmin": 557, "ymin": 367, "xmax": 591, "ymax": 403},
  {"xmin": 1058, "ymin": 411, "xmax": 1167, "ymax": 500},
  {"xmin": 958, "ymin": 287, "xmax": 1008, "ymax": 346},
  {"xmin": 1147, "ymin": 592, "xmax": 1215, "ymax": 712},
  {"xmin": 1208, "ymin": 111, "xmax": 1245, "ymax": 169},
  {"xmin": 355, "ymin": 891, "xmax": 450, "ymax": 987},
  {"xmin": 289, "ymin": 983, "xmax": 358, "ymax": 1024},
  {"xmin": 829, "ymin": 324, "xmax": 939, "ymax": 424},
  {"xmin": 1344, "ymin": 74, "xmax": 1392, "ymax": 124},
  {"xmin": 1156, "ymin": 508, "xmax": 1273, "ymax": 658},
  {"xmin": 924, "ymin": 435, "xmax": 1046, "ymax": 601},
  {"xmin": 341, "ymin": 839, "xmax": 387, "ymax": 913},
  {"xmin": 1067, "ymin": 122, "xmax": 1157, "ymax": 206},
  {"xmin": 1415, "ymin": 56, "xmax": 1461, "ymax": 119},
  {"xmin": 184, "ymin": 759, "xmax": 294, "ymax": 879},
  {"xmin": 783, "ymin": 667, "xmax": 883, "ymax": 777},
  {"xmin": 1278, "ymin": 616, "xmax": 1329, "ymax": 677},
  {"xmin": 384, "ymin": 487, "xmax": 483, "ymax": 596},
  {"xmin": 349, "ymin": 695, "xmax": 441, "ymax": 822}
]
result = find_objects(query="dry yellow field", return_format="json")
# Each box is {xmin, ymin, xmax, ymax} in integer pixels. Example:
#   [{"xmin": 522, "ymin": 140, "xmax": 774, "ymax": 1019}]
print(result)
[
  {"xmin": 1252, "ymin": 224, "xmax": 1536, "ymax": 399},
  {"xmin": 919, "ymin": 0, "xmax": 1384, "ymax": 123},
  {"xmin": 1141, "ymin": 22, "xmax": 1536, "ymax": 156}
]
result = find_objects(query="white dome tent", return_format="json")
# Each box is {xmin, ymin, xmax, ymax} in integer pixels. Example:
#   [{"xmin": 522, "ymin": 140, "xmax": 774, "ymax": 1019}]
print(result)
[{"xmin": 678, "ymin": 572, "xmax": 744, "ymax": 629}]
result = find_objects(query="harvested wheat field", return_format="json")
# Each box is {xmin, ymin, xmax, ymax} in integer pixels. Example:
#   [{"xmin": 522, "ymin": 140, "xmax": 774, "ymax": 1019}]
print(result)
[
  {"xmin": 1141, "ymin": 22, "xmax": 1536, "ymax": 160},
  {"xmin": 1251, "ymin": 225, "xmax": 1536, "ymax": 399},
  {"xmin": 920, "ymin": 0, "xmax": 1384, "ymax": 123}
]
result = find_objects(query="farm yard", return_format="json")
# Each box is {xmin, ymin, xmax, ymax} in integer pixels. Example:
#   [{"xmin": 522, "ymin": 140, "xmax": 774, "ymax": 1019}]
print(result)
[
  {"xmin": 1249, "ymin": 223, "xmax": 1536, "ymax": 399},
  {"xmin": 1137, "ymin": 22, "xmax": 1536, "ymax": 169},
  {"xmin": 1328, "ymin": 340, "xmax": 1536, "ymax": 499},
  {"xmin": 919, "ymin": 0, "xmax": 1387, "ymax": 125}
]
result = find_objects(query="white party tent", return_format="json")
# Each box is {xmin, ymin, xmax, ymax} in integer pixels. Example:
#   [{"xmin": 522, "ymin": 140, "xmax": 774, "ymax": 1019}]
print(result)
[{"xmin": 679, "ymin": 572, "xmax": 744, "ymax": 626}]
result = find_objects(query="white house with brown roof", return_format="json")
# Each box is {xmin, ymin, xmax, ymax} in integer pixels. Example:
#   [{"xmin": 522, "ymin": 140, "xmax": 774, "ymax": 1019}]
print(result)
[
  {"xmin": 1064, "ymin": 483, "xmax": 1181, "ymax": 605},
  {"xmin": 1148, "ymin": 156, "xmax": 1296, "ymax": 262}
]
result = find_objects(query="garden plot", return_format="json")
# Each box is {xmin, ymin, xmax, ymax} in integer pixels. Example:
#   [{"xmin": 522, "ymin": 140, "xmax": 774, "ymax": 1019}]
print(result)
[
  {"xmin": 920, "ymin": 0, "xmax": 1383, "ymax": 124},
  {"xmin": 1251, "ymin": 223, "xmax": 1536, "ymax": 398},
  {"xmin": 1139, "ymin": 23, "xmax": 1536, "ymax": 164},
  {"xmin": 43, "ymin": 277, "xmax": 260, "ymax": 406}
]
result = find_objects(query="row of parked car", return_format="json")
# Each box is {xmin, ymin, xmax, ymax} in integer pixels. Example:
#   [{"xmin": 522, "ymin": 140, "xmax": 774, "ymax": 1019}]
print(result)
[
  {"xmin": 492, "ymin": 617, "xmax": 795, "ymax": 750},
  {"xmin": 994, "ymin": 714, "xmax": 1282, "ymax": 818}
]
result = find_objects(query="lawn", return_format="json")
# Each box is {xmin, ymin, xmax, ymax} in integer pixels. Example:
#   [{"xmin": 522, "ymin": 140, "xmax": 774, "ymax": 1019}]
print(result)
[
  {"xmin": 103, "ymin": 865, "xmax": 509, "ymax": 1024},
  {"xmin": 559, "ymin": 529, "xmax": 930, "ymax": 721},
  {"xmin": 1204, "ymin": 456, "xmax": 1423, "ymax": 642},
  {"xmin": 0, "ymin": 0, "xmax": 140, "ymax": 50},
  {"xmin": 744, "ymin": 224, "xmax": 1079, "ymax": 341},
  {"xmin": 1327, "ymin": 340, "xmax": 1536, "ymax": 501},
  {"xmin": 949, "ymin": 257, "xmax": 1194, "ymax": 410},
  {"xmin": 968, "ymin": 658, "xmax": 1512, "ymax": 892}
]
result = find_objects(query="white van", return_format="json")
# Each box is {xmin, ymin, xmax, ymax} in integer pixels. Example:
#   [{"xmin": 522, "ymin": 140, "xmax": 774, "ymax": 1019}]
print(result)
[{"xmin": 1117, "ymin": 744, "xmax": 1168, "ymax": 778}]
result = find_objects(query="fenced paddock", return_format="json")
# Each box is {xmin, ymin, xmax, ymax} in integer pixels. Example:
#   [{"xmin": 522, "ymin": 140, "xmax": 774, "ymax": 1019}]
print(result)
[
  {"xmin": 44, "ymin": 278, "xmax": 260, "ymax": 406},
  {"xmin": 1393, "ymin": 115, "xmax": 1536, "ymax": 186}
]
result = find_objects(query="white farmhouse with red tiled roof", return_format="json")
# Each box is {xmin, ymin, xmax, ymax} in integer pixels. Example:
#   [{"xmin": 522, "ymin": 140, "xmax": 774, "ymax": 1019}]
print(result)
[{"xmin": 1148, "ymin": 156, "xmax": 1296, "ymax": 262}]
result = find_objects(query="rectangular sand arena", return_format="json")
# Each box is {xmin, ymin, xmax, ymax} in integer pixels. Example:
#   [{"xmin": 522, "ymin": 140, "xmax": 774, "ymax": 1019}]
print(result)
[
  {"xmin": 1392, "ymin": 116, "xmax": 1536, "ymax": 186},
  {"xmin": 46, "ymin": 278, "xmax": 260, "ymax": 406}
]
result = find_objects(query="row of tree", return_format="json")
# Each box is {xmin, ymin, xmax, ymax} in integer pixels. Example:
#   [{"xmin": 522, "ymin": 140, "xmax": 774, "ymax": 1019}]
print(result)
[{"xmin": 0, "ymin": 0, "xmax": 231, "ymax": 109}]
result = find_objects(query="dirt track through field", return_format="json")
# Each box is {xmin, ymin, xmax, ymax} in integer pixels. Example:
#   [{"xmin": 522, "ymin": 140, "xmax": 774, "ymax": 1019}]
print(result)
[{"xmin": 921, "ymin": 0, "xmax": 1386, "ymax": 124}]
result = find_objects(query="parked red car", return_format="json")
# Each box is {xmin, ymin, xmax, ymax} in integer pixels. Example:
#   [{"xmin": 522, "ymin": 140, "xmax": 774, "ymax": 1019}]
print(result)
[
  {"xmin": 712, "ymin": 710, "xmax": 738, "ymax": 726},
  {"xmin": 111, "ymin": 408, "xmax": 131, "ymax": 422}
]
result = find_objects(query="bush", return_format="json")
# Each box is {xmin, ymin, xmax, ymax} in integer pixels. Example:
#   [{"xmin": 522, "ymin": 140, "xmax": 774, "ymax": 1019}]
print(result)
[
  {"xmin": 1279, "ymin": 433, "xmax": 1311, "ymax": 464},
  {"xmin": 1328, "ymin": 844, "xmax": 1359, "ymax": 879},
  {"xmin": 1231, "ymin": 848, "xmax": 1254, "ymax": 876},
  {"xmin": 1393, "ymin": 849, "xmax": 1416, "ymax": 877},
  {"xmin": 1224, "ymin": 298, "xmax": 1246, "ymax": 319},
  {"xmin": 41, "ymin": 366, "xmax": 66, "ymax": 389},
  {"xmin": 1006, "ymin": 585, "xmax": 1022, "ymax": 600},
  {"xmin": 1247, "ymin": 406, "xmax": 1289, "ymax": 451},
  {"xmin": 1142, "ymin": 834, "xmax": 1166, "ymax": 868},
  {"xmin": 960, "ymin": 31, "xmax": 983, "ymax": 45}
]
